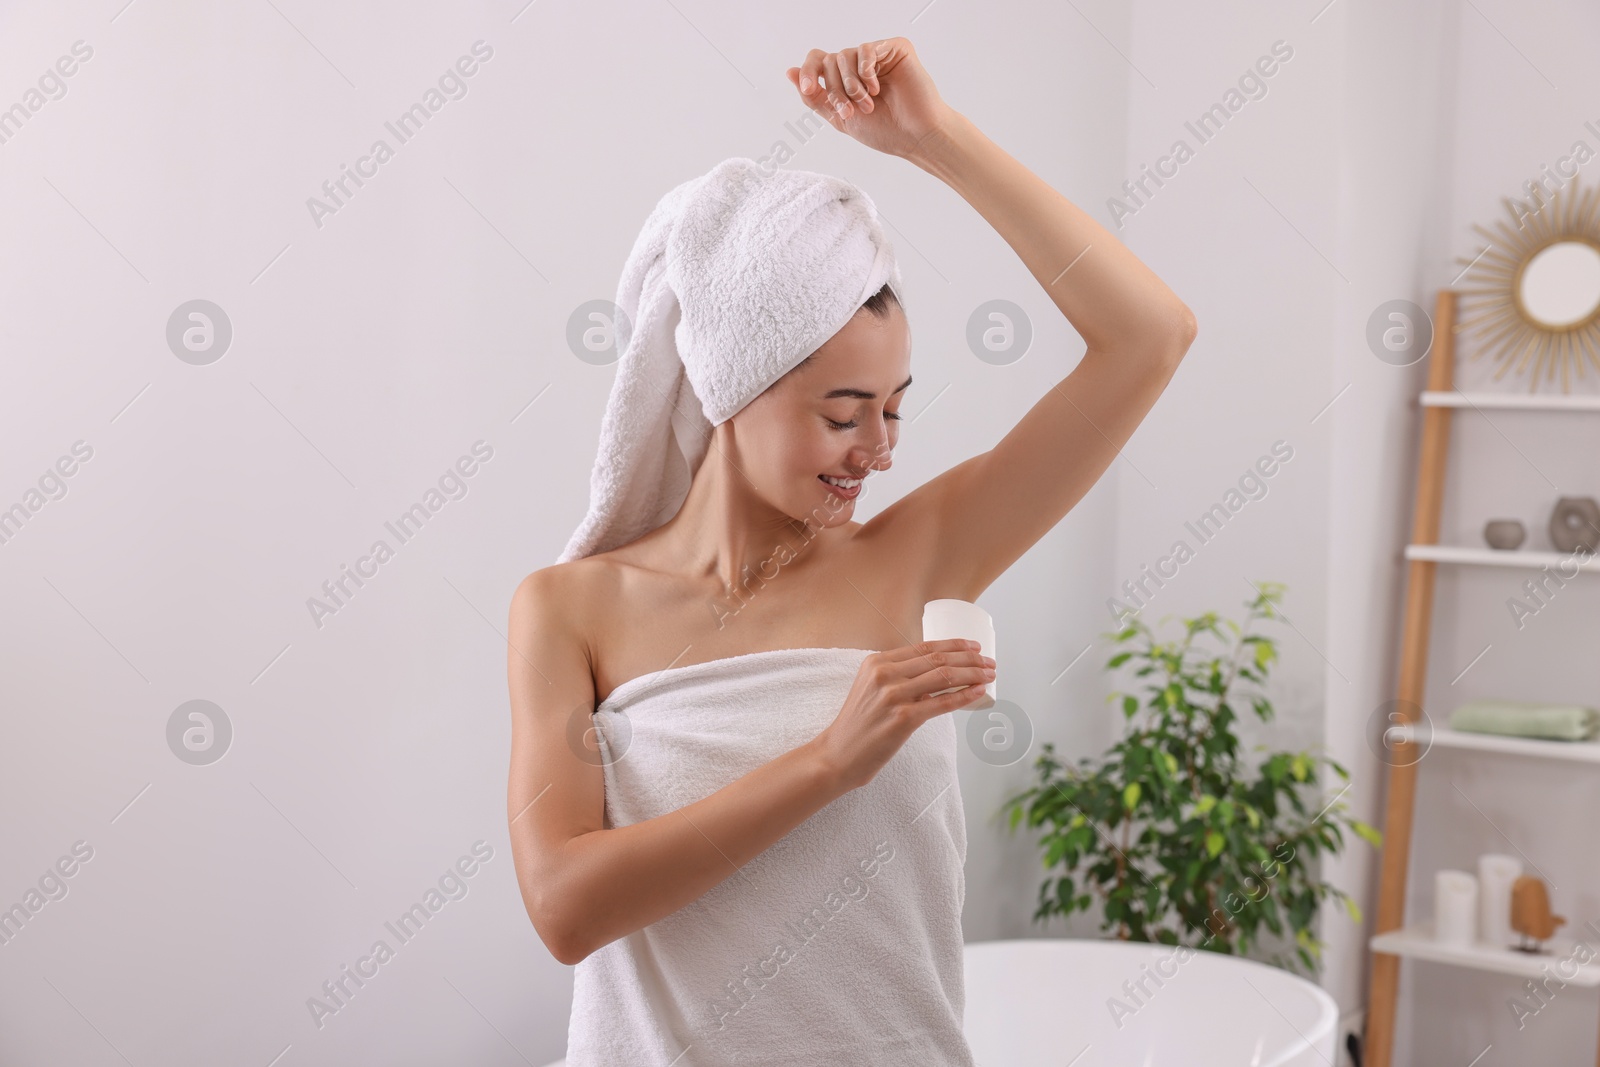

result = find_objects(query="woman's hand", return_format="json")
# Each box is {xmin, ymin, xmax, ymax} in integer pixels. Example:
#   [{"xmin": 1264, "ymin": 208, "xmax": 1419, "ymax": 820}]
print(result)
[
  {"xmin": 785, "ymin": 38, "xmax": 957, "ymax": 161},
  {"xmin": 809, "ymin": 639, "xmax": 996, "ymax": 793}
]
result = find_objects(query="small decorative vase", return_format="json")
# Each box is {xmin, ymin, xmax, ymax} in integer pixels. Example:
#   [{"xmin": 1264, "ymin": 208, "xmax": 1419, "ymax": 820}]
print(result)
[
  {"xmin": 1483, "ymin": 519, "xmax": 1526, "ymax": 551},
  {"xmin": 1549, "ymin": 497, "xmax": 1600, "ymax": 554}
]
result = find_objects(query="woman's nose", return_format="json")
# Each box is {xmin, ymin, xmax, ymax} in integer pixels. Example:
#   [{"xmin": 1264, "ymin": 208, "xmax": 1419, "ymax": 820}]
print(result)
[{"xmin": 854, "ymin": 439, "xmax": 893, "ymax": 473}]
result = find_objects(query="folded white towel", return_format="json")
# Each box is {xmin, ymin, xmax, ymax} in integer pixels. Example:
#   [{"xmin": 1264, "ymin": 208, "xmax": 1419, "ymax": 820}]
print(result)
[
  {"xmin": 557, "ymin": 158, "xmax": 904, "ymax": 564},
  {"xmin": 565, "ymin": 647, "xmax": 973, "ymax": 1067}
]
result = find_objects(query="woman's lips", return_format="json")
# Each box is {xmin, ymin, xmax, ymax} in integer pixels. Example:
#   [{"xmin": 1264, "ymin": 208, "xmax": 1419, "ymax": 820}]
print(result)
[{"xmin": 818, "ymin": 475, "xmax": 861, "ymax": 500}]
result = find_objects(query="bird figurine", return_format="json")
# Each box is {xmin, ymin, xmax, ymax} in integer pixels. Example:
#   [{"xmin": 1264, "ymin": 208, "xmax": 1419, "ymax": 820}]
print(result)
[{"xmin": 1510, "ymin": 875, "xmax": 1565, "ymax": 952}]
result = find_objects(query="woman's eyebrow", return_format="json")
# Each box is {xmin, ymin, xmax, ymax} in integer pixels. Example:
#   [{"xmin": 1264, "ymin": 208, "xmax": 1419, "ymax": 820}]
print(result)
[{"xmin": 822, "ymin": 375, "xmax": 913, "ymax": 400}]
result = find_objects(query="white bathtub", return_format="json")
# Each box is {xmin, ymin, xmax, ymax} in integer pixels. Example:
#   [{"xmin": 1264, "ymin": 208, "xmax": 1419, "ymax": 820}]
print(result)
[
  {"xmin": 539, "ymin": 936, "xmax": 1339, "ymax": 1066},
  {"xmin": 963, "ymin": 938, "xmax": 1339, "ymax": 1067}
]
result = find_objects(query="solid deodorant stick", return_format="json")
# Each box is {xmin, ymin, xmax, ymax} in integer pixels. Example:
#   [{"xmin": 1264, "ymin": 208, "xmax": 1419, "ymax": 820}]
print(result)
[{"xmin": 922, "ymin": 599, "xmax": 996, "ymax": 710}]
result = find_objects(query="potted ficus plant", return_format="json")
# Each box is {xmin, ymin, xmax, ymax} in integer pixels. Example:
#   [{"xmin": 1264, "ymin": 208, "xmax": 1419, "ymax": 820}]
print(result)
[{"xmin": 999, "ymin": 581, "xmax": 1381, "ymax": 974}]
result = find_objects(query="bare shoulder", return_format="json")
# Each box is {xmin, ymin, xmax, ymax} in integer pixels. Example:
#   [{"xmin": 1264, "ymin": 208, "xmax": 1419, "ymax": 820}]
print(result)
[
  {"xmin": 508, "ymin": 557, "xmax": 617, "ymax": 686},
  {"xmin": 511, "ymin": 555, "xmax": 608, "ymax": 617}
]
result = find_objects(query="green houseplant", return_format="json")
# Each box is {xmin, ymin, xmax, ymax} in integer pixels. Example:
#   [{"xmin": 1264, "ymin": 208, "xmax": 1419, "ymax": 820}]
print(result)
[{"xmin": 999, "ymin": 581, "xmax": 1381, "ymax": 974}]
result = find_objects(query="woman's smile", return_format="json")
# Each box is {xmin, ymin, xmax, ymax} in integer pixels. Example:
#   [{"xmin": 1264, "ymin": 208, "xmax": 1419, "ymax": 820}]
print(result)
[{"xmin": 819, "ymin": 473, "xmax": 863, "ymax": 499}]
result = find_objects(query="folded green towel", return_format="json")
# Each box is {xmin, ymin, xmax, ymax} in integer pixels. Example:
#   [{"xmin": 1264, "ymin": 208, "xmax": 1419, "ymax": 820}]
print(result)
[{"xmin": 1449, "ymin": 701, "xmax": 1600, "ymax": 741}]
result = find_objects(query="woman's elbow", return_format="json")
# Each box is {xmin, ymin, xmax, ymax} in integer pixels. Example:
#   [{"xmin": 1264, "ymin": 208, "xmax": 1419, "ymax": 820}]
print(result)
[
  {"xmin": 520, "ymin": 877, "xmax": 589, "ymax": 966},
  {"xmin": 1169, "ymin": 304, "xmax": 1198, "ymax": 357},
  {"xmin": 533, "ymin": 901, "xmax": 589, "ymax": 967},
  {"xmin": 548, "ymin": 929, "xmax": 590, "ymax": 968}
]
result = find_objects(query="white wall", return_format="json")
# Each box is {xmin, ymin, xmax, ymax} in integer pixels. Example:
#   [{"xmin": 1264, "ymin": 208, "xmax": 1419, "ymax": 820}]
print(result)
[
  {"xmin": 0, "ymin": 2, "xmax": 1132, "ymax": 1063},
  {"xmin": 4, "ymin": 0, "xmax": 1596, "ymax": 1064},
  {"xmin": 1321, "ymin": 0, "xmax": 1459, "ymax": 1050}
]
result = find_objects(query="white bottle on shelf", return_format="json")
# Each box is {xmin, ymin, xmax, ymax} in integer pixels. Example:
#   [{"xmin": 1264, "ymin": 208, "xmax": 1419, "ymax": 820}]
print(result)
[{"xmin": 1477, "ymin": 853, "xmax": 1522, "ymax": 948}]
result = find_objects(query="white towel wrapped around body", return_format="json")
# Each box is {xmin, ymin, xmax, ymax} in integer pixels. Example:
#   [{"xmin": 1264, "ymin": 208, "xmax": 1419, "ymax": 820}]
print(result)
[{"xmin": 564, "ymin": 647, "xmax": 974, "ymax": 1067}]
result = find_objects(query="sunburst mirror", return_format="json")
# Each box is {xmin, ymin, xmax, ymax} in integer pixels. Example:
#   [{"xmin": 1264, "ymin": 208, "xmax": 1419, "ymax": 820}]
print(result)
[{"xmin": 1455, "ymin": 177, "xmax": 1600, "ymax": 393}]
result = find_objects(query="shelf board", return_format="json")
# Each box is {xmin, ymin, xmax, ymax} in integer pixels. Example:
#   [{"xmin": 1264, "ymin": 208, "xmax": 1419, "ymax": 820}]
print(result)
[
  {"xmin": 1421, "ymin": 390, "xmax": 1600, "ymax": 412},
  {"xmin": 1404, "ymin": 543, "xmax": 1600, "ymax": 573},
  {"xmin": 1393, "ymin": 724, "xmax": 1600, "ymax": 763},
  {"xmin": 1371, "ymin": 924, "xmax": 1600, "ymax": 985}
]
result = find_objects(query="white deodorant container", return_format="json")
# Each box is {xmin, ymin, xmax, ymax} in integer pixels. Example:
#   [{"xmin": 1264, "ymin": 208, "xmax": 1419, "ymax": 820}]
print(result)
[{"xmin": 921, "ymin": 599, "xmax": 996, "ymax": 710}]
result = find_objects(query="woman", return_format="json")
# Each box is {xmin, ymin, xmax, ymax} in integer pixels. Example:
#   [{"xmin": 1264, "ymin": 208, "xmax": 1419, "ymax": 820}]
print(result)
[{"xmin": 508, "ymin": 37, "xmax": 1195, "ymax": 1066}]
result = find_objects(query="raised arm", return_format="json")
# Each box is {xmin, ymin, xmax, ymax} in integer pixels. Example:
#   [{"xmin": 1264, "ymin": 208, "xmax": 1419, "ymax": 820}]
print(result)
[
  {"xmin": 906, "ymin": 109, "xmax": 1195, "ymax": 599},
  {"xmin": 790, "ymin": 39, "xmax": 1197, "ymax": 601}
]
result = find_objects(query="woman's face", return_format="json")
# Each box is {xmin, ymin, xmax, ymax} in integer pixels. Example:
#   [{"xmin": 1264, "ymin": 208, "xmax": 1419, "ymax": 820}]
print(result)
[{"xmin": 727, "ymin": 302, "xmax": 912, "ymax": 529}]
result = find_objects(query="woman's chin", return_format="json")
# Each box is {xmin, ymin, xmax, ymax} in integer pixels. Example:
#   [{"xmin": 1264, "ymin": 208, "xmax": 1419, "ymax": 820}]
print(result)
[{"xmin": 816, "ymin": 492, "xmax": 857, "ymax": 519}]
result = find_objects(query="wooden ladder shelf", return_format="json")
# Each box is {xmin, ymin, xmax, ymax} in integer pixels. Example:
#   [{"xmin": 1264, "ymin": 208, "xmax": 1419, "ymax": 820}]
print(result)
[{"xmin": 1364, "ymin": 288, "xmax": 1600, "ymax": 1066}]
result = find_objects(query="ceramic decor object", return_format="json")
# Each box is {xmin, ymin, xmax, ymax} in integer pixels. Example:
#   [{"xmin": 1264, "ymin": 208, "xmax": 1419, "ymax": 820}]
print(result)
[
  {"xmin": 1549, "ymin": 496, "xmax": 1600, "ymax": 554},
  {"xmin": 1483, "ymin": 519, "xmax": 1526, "ymax": 550}
]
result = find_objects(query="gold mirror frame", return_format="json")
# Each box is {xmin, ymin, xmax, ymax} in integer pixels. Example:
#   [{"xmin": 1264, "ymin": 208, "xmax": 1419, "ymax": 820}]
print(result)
[{"xmin": 1455, "ymin": 177, "xmax": 1600, "ymax": 393}]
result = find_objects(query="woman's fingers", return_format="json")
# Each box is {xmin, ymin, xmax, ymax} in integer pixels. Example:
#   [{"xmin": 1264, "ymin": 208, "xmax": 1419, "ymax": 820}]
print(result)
[
  {"xmin": 795, "ymin": 48, "xmax": 827, "ymax": 95},
  {"xmin": 820, "ymin": 53, "xmax": 850, "ymax": 118},
  {"xmin": 790, "ymin": 44, "xmax": 886, "ymax": 120},
  {"xmin": 883, "ymin": 639, "xmax": 978, "ymax": 667},
  {"xmin": 881, "ymin": 640, "xmax": 992, "ymax": 694},
  {"xmin": 835, "ymin": 47, "xmax": 874, "ymax": 113},
  {"xmin": 792, "ymin": 49, "xmax": 848, "ymax": 122},
  {"xmin": 939, "ymin": 682, "xmax": 991, "ymax": 709},
  {"xmin": 790, "ymin": 72, "xmax": 841, "ymax": 130},
  {"xmin": 855, "ymin": 41, "xmax": 882, "ymax": 95},
  {"xmin": 911, "ymin": 659, "xmax": 993, "ymax": 693}
]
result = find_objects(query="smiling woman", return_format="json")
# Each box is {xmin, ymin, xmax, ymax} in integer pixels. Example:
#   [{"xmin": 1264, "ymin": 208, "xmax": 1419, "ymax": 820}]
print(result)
[
  {"xmin": 508, "ymin": 35, "xmax": 1194, "ymax": 1067},
  {"xmin": 787, "ymin": 281, "xmax": 910, "ymax": 505}
]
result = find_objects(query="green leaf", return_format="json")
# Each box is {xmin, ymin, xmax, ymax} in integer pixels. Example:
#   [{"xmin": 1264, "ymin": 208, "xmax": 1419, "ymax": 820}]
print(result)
[
  {"xmin": 1351, "ymin": 820, "xmax": 1383, "ymax": 848},
  {"xmin": 1290, "ymin": 755, "xmax": 1309, "ymax": 782},
  {"xmin": 1008, "ymin": 805, "xmax": 1024, "ymax": 832},
  {"xmin": 1123, "ymin": 782, "xmax": 1141, "ymax": 811},
  {"xmin": 1194, "ymin": 794, "xmax": 1218, "ymax": 816},
  {"xmin": 1343, "ymin": 895, "xmax": 1362, "ymax": 924},
  {"xmin": 1205, "ymin": 830, "xmax": 1224, "ymax": 858},
  {"xmin": 1123, "ymin": 695, "xmax": 1138, "ymax": 719}
]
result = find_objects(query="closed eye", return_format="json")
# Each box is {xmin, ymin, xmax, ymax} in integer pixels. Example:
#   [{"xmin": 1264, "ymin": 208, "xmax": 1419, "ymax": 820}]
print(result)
[{"xmin": 827, "ymin": 412, "xmax": 903, "ymax": 431}]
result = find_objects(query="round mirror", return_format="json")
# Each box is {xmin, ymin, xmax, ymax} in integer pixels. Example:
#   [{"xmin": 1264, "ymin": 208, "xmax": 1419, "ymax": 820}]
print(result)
[{"xmin": 1517, "ymin": 239, "xmax": 1600, "ymax": 328}]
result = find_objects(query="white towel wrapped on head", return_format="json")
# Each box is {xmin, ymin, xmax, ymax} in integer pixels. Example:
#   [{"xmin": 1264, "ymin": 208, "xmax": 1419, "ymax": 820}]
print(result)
[{"xmin": 558, "ymin": 157, "xmax": 905, "ymax": 564}]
